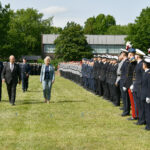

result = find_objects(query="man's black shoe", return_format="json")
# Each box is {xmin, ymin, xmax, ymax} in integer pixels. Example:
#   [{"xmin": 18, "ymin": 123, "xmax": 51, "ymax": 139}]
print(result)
[{"xmin": 11, "ymin": 103, "xmax": 15, "ymax": 106}]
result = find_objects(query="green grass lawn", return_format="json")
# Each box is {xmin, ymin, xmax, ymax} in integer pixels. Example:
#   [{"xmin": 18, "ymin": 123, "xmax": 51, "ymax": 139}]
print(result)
[{"xmin": 0, "ymin": 75, "xmax": 150, "ymax": 150}]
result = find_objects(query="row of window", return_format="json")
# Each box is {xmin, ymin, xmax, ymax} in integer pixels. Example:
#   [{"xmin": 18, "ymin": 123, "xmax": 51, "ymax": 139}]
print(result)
[{"xmin": 44, "ymin": 44, "xmax": 125, "ymax": 54}]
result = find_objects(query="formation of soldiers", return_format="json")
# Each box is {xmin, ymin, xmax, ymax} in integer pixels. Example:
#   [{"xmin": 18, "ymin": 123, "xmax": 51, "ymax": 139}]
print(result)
[
  {"xmin": 3, "ymin": 62, "xmax": 42, "ymax": 75},
  {"xmin": 59, "ymin": 44, "xmax": 150, "ymax": 131}
]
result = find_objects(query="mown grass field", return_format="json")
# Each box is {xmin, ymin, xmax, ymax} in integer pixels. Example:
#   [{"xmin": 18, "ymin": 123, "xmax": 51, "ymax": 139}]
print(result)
[{"xmin": 0, "ymin": 75, "xmax": 150, "ymax": 150}]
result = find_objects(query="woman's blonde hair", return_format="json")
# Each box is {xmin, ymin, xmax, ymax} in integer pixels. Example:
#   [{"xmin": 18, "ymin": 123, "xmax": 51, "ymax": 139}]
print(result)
[{"xmin": 44, "ymin": 56, "xmax": 51, "ymax": 64}]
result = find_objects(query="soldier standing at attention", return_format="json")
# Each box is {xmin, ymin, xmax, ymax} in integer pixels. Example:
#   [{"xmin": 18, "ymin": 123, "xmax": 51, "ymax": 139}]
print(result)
[
  {"xmin": 131, "ymin": 49, "xmax": 145, "ymax": 123},
  {"xmin": 141, "ymin": 56, "xmax": 150, "ymax": 130},
  {"xmin": 124, "ymin": 48, "xmax": 137, "ymax": 120}
]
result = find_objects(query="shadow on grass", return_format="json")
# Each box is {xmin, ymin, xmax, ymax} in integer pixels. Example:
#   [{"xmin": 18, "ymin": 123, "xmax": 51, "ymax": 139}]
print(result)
[
  {"xmin": 0, "ymin": 99, "xmax": 85, "ymax": 105},
  {"xmin": 53, "ymin": 100, "xmax": 86, "ymax": 103},
  {"xmin": 26, "ymin": 90, "xmax": 43, "ymax": 92},
  {"xmin": 17, "ymin": 100, "xmax": 44, "ymax": 105}
]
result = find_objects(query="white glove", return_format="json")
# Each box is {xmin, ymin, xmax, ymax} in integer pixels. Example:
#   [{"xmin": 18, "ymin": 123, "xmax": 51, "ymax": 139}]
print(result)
[
  {"xmin": 123, "ymin": 87, "xmax": 127, "ymax": 92},
  {"xmin": 130, "ymin": 85, "xmax": 134, "ymax": 92},
  {"xmin": 146, "ymin": 97, "xmax": 150, "ymax": 104}
]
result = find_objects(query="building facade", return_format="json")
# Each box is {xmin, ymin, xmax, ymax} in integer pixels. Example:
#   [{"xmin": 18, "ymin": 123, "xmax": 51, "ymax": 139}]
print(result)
[{"xmin": 42, "ymin": 34, "xmax": 127, "ymax": 58}]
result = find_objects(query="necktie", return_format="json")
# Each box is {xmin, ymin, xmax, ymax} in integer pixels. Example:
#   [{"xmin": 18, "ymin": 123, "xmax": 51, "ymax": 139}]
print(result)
[{"xmin": 10, "ymin": 64, "xmax": 14, "ymax": 72}]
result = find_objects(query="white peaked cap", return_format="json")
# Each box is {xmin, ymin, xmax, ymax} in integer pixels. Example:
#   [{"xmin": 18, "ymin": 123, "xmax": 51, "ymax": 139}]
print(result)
[
  {"xmin": 120, "ymin": 48, "xmax": 128, "ymax": 53},
  {"xmin": 144, "ymin": 57, "xmax": 150, "ymax": 63},
  {"xmin": 136, "ymin": 49, "xmax": 145, "ymax": 56},
  {"xmin": 114, "ymin": 56, "xmax": 118, "ymax": 60}
]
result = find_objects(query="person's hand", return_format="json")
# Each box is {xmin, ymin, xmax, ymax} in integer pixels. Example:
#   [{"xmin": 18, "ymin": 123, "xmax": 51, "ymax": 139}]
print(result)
[
  {"xmin": 123, "ymin": 87, "xmax": 127, "ymax": 92},
  {"xmin": 26, "ymin": 74, "xmax": 29, "ymax": 77},
  {"xmin": 130, "ymin": 85, "xmax": 134, "ymax": 92},
  {"xmin": 52, "ymin": 80, "xmax": 55, "ymax": 84},
  {"xmin": 2, "ymin": 79, "xmax": 5, "ymax": 83},
  {"xmin": 146, "ymin": 97, "xmax": 150, "ymax": 104},
  {"xmin": 115, "ymin": 83, "xmax": 118, "ymax": 87},
  {"xmin": 19, "ymin": 80, "xmax": 21, "ymax": 84}
]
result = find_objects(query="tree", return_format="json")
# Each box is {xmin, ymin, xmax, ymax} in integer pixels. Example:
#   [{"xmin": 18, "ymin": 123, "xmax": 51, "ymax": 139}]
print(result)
[
  {"xmin": 84, "ymin": 17, "xmax": 96, "ymax": 34},
  {"xmin": 0, "ymin": 2, "xmax": 11, "ymax": 58},
  {"xmin": 54, "ymin": 22, "xmax": 93, "ymax": 61},
  {"xmin": 106, "ymin": 25, "xmax": 129, "ymax": 35},
  {"xmin": 126, "ymin": 7, "xmax": 150, "ymax": 53},
  {"xmin": 84, "ymin": 14, "xmax": 116, "ymax": 35}
]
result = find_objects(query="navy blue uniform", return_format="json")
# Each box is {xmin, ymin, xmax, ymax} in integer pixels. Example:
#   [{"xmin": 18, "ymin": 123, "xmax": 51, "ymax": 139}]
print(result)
[
  {"xmin": 140, "ymin": 70, "xmax": 150, "ymax": 126},
  {"xmin": 20, "ymin": 63, "xmax": 30, "ymax": 91},
  {"xmin": 120, "ymin": 59, "xmax": 130, "ymax": 115},
  {"xmin": 133, "ymin": 61, "xmax": 144, "ymax": 120}
]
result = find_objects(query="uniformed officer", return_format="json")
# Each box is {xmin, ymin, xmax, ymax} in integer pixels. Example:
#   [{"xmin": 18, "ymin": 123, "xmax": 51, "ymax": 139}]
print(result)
[
  {"xmin": 100, "ymin": 55, "xmax": 108, "ymax": 99},
  {"xmin": 132, "ymin": 49, "xmax": 145, "ymax": 123},
  {"xmin": 141, "ymin": 56, "xmax": 150, "ymax": 129},
  {"xmin": 120, "ymin": 49, "xmax": 130, "ymax": 116},
  {"xmin": 112, "ymin": 56, "xmax": 120, "ymax": 106},
  {"xmin": 124, "ymin": 48, "xmax": 137, "ymax": 120},
  {"xmin": 97, "ymin": 55, "xmax": 103, "ymax": 96},
  {"xmin": 20, "ymin": 58, "xmax": 31, "ymax": 92}
]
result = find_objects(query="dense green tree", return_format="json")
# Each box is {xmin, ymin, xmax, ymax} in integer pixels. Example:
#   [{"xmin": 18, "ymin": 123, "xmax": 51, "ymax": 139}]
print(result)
[
  {"xmin": 0, "ymin": 2, "xmax": 11, "ymax": 58},
  {"xmin": 106, "ymin": 25, "xmax": 129, "ymax": 35},
  {"xmin": 0, "ymin": 2, "xmax": 61, "ymax": 59},
  {"xmin": 54, "ymin": 22, "xmax": 93, "ymax": 61},
  {"xmin": 126, "ymin": 7, "xmax": 150, "ymax": 53},
  {"xmin": 84, "ymin": 14, "xmax": 116, "ymax": 35},
  {"xmin": 84, "ymin": 17, "xmax": 96, "ymax": 34},
  {"xmin": 6, "ymin": 8, "xmax": 54, "ymax": 58}
]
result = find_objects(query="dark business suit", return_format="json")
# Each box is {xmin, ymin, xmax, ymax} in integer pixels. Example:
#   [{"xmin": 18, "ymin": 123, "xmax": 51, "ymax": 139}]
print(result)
[
  {"xmin": 2, "ymin": 63, "xmax": 21, "ymax": 104},
  {"xmin": 0, "ymin": 61, "xmax": 3, "ymax": 101},
  {"xmin": 20, "ymin": 63, "xmax": 30, "ymax": 91}
]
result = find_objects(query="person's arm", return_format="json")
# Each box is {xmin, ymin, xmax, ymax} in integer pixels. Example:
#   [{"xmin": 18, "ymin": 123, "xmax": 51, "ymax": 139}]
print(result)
[
  {"xmin": 52, "ymin": 66, "xmax": 55, "ymax": 83},
  {"xmin": 17, "ymin": 64, "xmax": 21, "ymax": 84},
  {"xmin": 1, "ymin": 64, "xmax": 6, "ymax": 82},
  {"xmin": 40, "ymin": 65, "xmax": 43, "ymax": 83}
]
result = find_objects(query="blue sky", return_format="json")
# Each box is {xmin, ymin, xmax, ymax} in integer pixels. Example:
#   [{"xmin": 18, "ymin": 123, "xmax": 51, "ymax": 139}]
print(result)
[{"xmin": 1, "ymin": 0, "xmax": 150, "ymax": 27}]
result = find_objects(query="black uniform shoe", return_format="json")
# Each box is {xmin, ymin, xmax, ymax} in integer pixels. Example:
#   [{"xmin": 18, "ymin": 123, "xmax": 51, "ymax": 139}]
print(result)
[
  {"xmin": 135, "ymin": 122, "xmax": 146, "ymax": 125},
  {"xmin": 144, "ymin": 126, "xmax": 150, "ymax": 131},
  {"xmin": 11, "ymin": 103, "xmax": 15, "ymax": 106},
  {"xmin": 127, "ymin": 117, "xmax": 137, "ymax": 121},
  {"xmin": 121, "ymin": 113, "xmax": 130, "ymax": 117}
]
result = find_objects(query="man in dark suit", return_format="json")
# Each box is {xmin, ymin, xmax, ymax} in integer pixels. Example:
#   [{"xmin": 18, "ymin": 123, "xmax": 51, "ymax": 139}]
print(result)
[
  {"xmin": 20, "ymin": 58, "xmax": 30, "ymax": 92},
  {"xmin": 0, "ymin": 61, "xmax": 3, "ymax": 102},
  {"xmin": 2, "ymin": 55, "xmax": 21, "ymax": 105}
]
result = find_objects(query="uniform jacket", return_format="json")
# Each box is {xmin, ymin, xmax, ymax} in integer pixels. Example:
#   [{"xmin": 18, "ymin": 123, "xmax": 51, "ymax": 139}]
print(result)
[
  {"xmin": 20, "ymin": 63, "xmax": 31, "ymax": 79},
  {"xmin": 133, "ymin": 61, "xmax": 144, "ymax": 93},
  {"xmin": 141, "ymin": 70, "xmax": 150, "ymax": 100}
]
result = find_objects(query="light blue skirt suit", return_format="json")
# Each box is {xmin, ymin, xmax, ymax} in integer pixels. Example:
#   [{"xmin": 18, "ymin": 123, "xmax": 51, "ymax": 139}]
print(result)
[{"xmin": 40, "ymin": 64, "xmax": 55, "ymax": 101}]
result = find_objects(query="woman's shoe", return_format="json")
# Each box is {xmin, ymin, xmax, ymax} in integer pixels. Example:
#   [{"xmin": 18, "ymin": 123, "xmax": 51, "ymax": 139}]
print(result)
[{"xmin": 47, "ymin": 101, "xmax": 50, "ymax": 104}]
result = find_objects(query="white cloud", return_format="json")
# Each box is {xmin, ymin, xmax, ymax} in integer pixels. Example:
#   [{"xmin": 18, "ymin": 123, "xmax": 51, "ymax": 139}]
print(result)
[{"xmin": 41, "ymin": 6, "xmax": 67, "ymax": 15}]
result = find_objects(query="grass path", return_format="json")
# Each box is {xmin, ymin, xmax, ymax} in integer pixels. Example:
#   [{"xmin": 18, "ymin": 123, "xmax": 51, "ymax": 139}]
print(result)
[{"xmin": 0, "ymin": 75, "xmax": 150, "ymax": 150}]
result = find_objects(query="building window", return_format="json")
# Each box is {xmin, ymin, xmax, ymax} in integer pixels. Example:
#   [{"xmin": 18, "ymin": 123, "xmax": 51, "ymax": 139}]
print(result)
[
  {"xmin": 44, "ymin": 44, "xmax": 55, "ymax": 53},
  {"xmin": 90, "ymin": 44, "xmax": 125, "ymax": 54}
]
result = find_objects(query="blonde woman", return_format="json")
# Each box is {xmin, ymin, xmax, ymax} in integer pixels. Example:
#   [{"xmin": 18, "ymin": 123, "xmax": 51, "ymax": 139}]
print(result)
[{"xmin": 40, "ymin": 56, "xmax": 55, "ymax": 104}]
